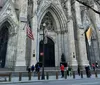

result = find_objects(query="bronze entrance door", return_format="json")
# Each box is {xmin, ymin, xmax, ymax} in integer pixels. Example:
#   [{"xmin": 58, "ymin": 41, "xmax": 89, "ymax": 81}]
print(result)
[{"xmin": 39, "ymin": 37, "xmax": 55, "ymax": 67}]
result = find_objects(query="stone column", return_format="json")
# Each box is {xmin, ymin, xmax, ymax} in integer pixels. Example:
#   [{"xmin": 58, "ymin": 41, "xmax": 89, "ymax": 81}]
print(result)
[
  {"xmin": 31, "ymin": 0, "xmax": 37, "ymax": 66},
  {"xmin": 65, "ymin": 0, "xmax": 77, "ymax": 70},
  {"xmin": 5, "ymin": 27, "xmax": 18, "ymax": 69},
  {"xmin": 19, "ymin": 0, "xmax": 28, "ymax": 22},
  {"xmin": 89, "ymin": 3, "xmax": 100, "ymax": 62},
  {"xmin": 64, "ymin": 33, "xmax": 69, "ymax": 63},
  {"xmin": 55, "ymin": 34, "xmax": 59, "ymax": 68},
  {"xmin": 15, "ymin": 0, "xmax": 28, "ymax": 71},
  {"xmin": 15, "ymin": 23, "xmax": 27, "ymax": 71},
  {"xmin": 74, "ymin": 1, "xmax": 89, "ymax": 69},
  {"xmin": 57, "ymin": 32, "xmax": 62, "ymax": 66},
  {"xmin": 93, "ymin": 3, "xmax": 100, "ymax": 62},
  {"xmin": 61, "ymin": 33, "xmax": 64, "ymax": 53}
]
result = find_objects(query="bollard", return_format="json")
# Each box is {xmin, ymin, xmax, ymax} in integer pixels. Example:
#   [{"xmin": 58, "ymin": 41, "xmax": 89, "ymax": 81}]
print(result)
[
  {"xmin": 73, "ymin": 71, "xmax": 75, "ymax": 79},
  {"xmin": 64, "ymin": 71, "xmax": 67, "ymax": 79},
  {"xmin": 9, "ymin": 72, "xmax": 11, "ymax": 82},
  {"xmin": 46, "ymin": 72, "xmax": 49, "ymax": 80},
  {"xmin": 95, "ymin": 71, "xmax": 98, "ymax": 78},
  {"xmin": 28, "ymin": 72, "xmax": 31, "ymax": 80},
  {"xmin": 56, "ymin": 71, "xmax": 58, "ymax": 79},
  {"xmin": 80, "ymin": 71, "xmax": 83, "ymax": 78},
  {"xmin": 19, "ymin": 72, "xmax": 22, "ymax": 81},
  {"xmin": 38, "ymin": 72, "xmax": 40, "ymax": 80}
]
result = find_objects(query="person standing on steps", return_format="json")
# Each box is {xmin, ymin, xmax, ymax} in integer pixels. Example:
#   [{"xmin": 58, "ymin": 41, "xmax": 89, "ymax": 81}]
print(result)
[
  {"xmin": 60, "ymin": 64, "xmax": 65, "ymax": 78},
  {"xmin": 77, "ymin": 65, "xmax": 80, "ymax": 76},
  {"xmin": 31, "ymin": 65, "xmax": 35, "ymax": 72},
  {"xmin": 95, "ymin": 61, "xmax": 98, "ymax": 68},
  {"xmin": 92, "ymin": 63, "xmax": 95, "ymax": 71},
  {"xmin": 27, "ymin": 66, "xmax": 31, "ymax": 73}
]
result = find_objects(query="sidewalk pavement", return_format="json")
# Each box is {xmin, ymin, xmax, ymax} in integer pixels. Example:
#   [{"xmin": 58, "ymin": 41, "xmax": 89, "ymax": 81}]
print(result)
[{"xmin": 0, "ymin": 74, "xmax": 100, "ymax": 84}]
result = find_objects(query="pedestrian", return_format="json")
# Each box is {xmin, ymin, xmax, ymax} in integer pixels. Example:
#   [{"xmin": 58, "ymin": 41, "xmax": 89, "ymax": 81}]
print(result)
[
  {"xmin": 27, "ymin": 66, "xmax": 31, "ymax": 73},
  {"xmin": 31, "ymin": 65, "xmax": 35, "ymax": 72},
  {"xmin": 92, "ymin": 63, "xmax": 95, "ymax": 71},
  {"xmin": 66, "ymin": 66, "xmax": 68, "ymax": 75},
  {"xmin": 60, "ymin": 64, "xmax": 64, "ymax": 78},
  {"xmin": 35, "ymin": 64, "xmax": 40, "ymax": 73},
  {"xmin": 77, "ymin": 66, "xmax": 80, "ymax": 76},
  {"xmin": 68, "ymin": 66, "xmax": 72, "ymax": 76},
  {"xmin": 35, "ymin": 63, "xmax": 38, "ymax": 73},
  {"xmin": 67, "ymin": 66, "xmax": 69, "ymax": 76},
  {"xmin": 85, "ymin": 66, "xmax": 91, "ymax": 78},
  {"xmin": 95, "ymin": 61, "xmax": 98, "ymax": 68},
  {"xmin": 37, "ymin": 64, "xmax": 40, "ymax": 72},
  {"xmin": 88, "ymin": 66, "xmax": 91, "ymax": 77}
]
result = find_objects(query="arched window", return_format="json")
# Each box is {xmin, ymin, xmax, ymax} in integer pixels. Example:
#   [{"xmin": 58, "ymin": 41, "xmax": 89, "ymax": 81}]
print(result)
[{"xmin": 40, "ymin": 12, "xmax": 55, "ymax": 31}]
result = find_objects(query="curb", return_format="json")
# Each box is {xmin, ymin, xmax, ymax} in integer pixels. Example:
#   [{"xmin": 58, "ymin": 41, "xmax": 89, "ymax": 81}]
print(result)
[{"xmin": 0, "ymin": 79, "xmax": 67, "ymax": 84}]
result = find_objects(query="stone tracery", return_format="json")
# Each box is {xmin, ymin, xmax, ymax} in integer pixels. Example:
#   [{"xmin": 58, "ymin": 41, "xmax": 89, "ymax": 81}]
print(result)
[{"xmin": 40, "ymin": 12, "xmax": 55, "ymax": 31}]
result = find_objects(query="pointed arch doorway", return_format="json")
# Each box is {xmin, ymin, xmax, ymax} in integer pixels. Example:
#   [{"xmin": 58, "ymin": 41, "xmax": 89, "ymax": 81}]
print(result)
[
  {"xmin": 39, "ymin": 37, "xmax": 55, "ymax": 67},
  {"xmin": 0, "ymin": 21, "xmax": 9, "ymax": 68}
]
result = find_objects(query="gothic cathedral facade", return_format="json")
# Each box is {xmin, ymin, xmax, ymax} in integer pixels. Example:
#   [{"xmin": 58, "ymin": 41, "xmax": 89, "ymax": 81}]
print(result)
[{"xmin": 0, "ymin": 0, "xmax": 100, "ymax": 71}]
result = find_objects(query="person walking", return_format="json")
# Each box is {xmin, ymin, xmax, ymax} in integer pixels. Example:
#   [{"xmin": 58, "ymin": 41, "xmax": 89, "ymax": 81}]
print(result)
[
  {"xmin": 60, "ymin": 64, "xmax": 65, "ymax": 78},
  {"xmin": 68, "ymin": 66, "xmax": 72, "ymax": 76},
  {"xmin": 31, "ymin": 65, "xmax": 35, "ymax": 72},
  {"xmin": 77, "ymin": 66, "xmax": 80, "ymax": 76},
  {"xmin": 85, "ymin": 65, "xmax": 91, "ymax": 78},
  {"xmin": 37, "ymin": 64, "xmax": 40, "ymax": 72},
  {"xmin": 92, "ymin": 63, "xmax": 95, "ymax": 71},
  {"xmin": 27, "ymin": 66, "xmax": 31, "ymax": 73},
  {"xmin": 95, "ymin": 61, "xmax": 98, "ymax": 68}
]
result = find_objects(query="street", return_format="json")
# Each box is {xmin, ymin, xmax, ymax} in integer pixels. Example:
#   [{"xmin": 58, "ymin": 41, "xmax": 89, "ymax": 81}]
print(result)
[{"xmin": 1, "ymin": 78, "xmax": 100, "ymax": 85}]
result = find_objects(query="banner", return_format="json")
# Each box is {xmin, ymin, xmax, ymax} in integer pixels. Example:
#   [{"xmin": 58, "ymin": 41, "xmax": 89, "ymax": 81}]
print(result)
[{"xmin": 86, "ymin": 26, "xmax": 92, "ymax": 46}]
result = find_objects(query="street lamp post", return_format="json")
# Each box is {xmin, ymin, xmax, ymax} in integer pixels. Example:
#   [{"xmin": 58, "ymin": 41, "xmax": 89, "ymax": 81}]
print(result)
[{"xmin": 41, "ymin": 23, "xmax": 46, "ymax": 80}]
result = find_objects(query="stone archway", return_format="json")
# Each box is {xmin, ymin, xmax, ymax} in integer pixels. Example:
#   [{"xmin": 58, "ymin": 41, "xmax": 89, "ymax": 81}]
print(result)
[
  {"xmin": 0, "ymin": 21, "xmax": 10, "ymax": 68},
  {"xmin": 39, "ymin": 37, "xmax": 55, "ymax": 67},
  {"xmin": 36, "ymin": 1, "xmax": 68, "ymax": 67},
  {"xmin": 0, "ymin": 17, "xmax": 18, "ymax": 69}
]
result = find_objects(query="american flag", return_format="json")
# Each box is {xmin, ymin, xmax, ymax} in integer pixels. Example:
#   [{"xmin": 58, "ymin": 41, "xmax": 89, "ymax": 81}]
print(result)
[{"xmin": 26, "ymin": 24, "xmax": 34, "ymax": 40}]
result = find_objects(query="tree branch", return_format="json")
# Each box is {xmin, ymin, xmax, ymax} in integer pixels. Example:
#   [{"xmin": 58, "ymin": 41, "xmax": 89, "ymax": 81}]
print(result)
[{"xmin": 76, "ymin": 0, "xmax": 100, "ymax": 14}]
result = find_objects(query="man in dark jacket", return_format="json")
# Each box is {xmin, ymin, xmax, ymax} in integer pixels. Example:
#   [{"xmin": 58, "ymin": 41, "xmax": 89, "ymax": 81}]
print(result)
[{"xmin": 31, "ymin": 65, "xmax": 34, "ymax": 72}]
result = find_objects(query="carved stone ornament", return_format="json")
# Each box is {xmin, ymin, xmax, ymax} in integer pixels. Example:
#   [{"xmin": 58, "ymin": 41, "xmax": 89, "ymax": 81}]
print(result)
[{"xmin": 82, "ymin": 10, "xmax": 91, "ymax": 29}]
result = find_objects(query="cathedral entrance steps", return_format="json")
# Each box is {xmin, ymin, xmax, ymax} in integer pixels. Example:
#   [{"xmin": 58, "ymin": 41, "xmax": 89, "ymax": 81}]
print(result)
[
  {"xmin": 0, "ymin": 67, "xmax": 59, "ymax": 71},
  {"xmin": 0, "ymin": 67, "xmax": 100, "ymax": 77},
  {"xmin": 0, "ymin": 70, "xmax": 100, "ymax": 77},
  {"xmin": 0, "ymin": 68, "xmax": 12, "ymax": 71},
  {"xmin": 43, "ymin": 67, "xmax": 60, "ymax": 71}
]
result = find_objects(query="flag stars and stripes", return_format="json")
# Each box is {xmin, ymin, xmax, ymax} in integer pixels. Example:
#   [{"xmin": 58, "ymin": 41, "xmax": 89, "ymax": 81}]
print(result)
[{"xmin": 26, "ymin": 24, "xmax": 34, "ymax": 40}]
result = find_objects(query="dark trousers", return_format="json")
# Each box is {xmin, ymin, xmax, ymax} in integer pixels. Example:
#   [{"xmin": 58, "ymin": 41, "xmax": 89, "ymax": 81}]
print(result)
[{"xmin": 61, "ymin": 71, "xmax": 64, "ymax": 77}]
